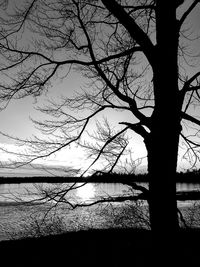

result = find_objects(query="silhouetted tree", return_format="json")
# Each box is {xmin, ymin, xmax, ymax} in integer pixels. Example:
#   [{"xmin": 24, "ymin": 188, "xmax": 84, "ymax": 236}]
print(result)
[{"xmin": 1, "ymin": 0, "xmax": 200, "ymax": 252}]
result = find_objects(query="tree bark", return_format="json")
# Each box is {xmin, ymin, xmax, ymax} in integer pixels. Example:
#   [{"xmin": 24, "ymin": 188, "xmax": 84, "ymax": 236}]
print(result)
[
  {"xmin": 146, "ymin": 131, "xmax": 180, "ymax": 233},
  {"xmin": 145, "ymin": 122, "xmax": 181, "ymax": 262},
  {"xmin": 144, "ymin": 0, "xmax": 182, "ymax": 249}
]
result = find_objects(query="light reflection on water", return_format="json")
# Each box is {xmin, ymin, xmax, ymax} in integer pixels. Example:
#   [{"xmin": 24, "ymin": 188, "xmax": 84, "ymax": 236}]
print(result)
[
  {"xmin": 0, "ymin": 182, "xmax": 132, "ymax": 203},
  {"xmin": 0, "ymin": 182, "xmax": 200, "ymax": 203},
  {"xmin": 0, "ymin": 182, "xmax": 147, "ymax": 241},
  {"xmin": 0, "ymin": 182, "xmax": 200, "ymax": 241},
  {"xmin": 76, "ymin": 183, "xmax": 96, "ymax": 201}
]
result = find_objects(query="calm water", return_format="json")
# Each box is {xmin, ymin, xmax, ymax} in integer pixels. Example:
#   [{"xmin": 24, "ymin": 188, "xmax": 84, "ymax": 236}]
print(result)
[
  {"xmin": 0, "ymin": 182, "xmax": 133, "ymax": 203},
  {"xmin": 0, "ymin": 183, "xmax": 200, "ymax": 202},
  {"xmin": 0, "ymin": 183, "xmax": 145, "ymax": 241},
  {"xmin": 0, "ymin": 182, "xmax": 200, "ymax": 241},
  {"xmin": 0, "ymin": 182, "xmax": 199, "ymax": 203}
]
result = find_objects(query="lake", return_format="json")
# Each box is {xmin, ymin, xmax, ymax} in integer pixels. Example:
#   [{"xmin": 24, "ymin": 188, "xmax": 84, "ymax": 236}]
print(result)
[
  {"xmin": 0, "ymin": 182, "xmax": 137, "ymax": 240},
  {"xmin": 0, "ymin": 182, "xmax": 133, "ymax": 203},
  {"xmin": 0, "ymin": 182, "xmax": 200, "ymax": 241},
  {"xmin": 0, "ymin": 181, "xmax": 199, "ymax": 203}
]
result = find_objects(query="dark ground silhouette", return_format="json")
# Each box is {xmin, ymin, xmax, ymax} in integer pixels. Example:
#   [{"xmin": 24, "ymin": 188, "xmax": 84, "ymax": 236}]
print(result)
[{"xmin": 0, "ymin": 228, "xmax": 200, "ymax": 266}]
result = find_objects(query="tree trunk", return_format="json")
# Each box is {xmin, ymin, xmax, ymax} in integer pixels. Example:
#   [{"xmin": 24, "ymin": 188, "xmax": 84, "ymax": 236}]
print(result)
[
  {"xmin": 147, "ymin": 0, "xmax": 181, "ymax": 231},
  {"xmin": 144, "ymin": 1, "xmax": 183, "ymax": 256},
  {"xmin": 146, "ymin": 131, "xmax": 180, "ymax": 233},
  {"xmin": 145, "ymin": 126, "xmax": 180, "ymax": 263}
]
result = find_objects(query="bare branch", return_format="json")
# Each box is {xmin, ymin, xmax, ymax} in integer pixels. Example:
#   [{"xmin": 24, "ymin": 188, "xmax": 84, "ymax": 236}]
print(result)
[
  {"xmin": 181, "ymin": 112, "xmax": 200, "ymax": 127},
  {"xmin": 181, "ymin": 72, "xmax": 200, "ymax": 92},
  {"xmin": 101, "ymin": 0, "xmax": 155, "ymax": 65},
  {"xmin": 119, "ymin": 122, "xmax": 149, "ymax": 139},
  {"xmin": 81, "ymin": 126, "xmax": 129, "ymax": 176},
  {"xmin": 178, "ymin": 0, "xmax": 200, "ymax": 29}
]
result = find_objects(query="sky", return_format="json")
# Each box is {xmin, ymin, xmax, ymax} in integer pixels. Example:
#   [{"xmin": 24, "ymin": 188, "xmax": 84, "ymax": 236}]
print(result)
[
  {"xmin": 0, "ymin": 1, "xmax": 199, "ymax": 177},
  {"xmin": 0, "ymin": 69, "xmax": 147, "ymax": 176}
]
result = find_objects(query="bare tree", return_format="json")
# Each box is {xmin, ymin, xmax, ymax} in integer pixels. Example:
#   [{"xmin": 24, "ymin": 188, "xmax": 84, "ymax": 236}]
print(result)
[{"xmin": 0, "ymin": 0, "xmax": 200, "ymax": 252}]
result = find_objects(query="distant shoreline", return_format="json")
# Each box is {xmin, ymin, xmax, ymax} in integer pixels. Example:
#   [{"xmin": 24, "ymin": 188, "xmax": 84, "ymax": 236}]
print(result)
[{"xmin": 1, "ymin": 171, "xmax": 200, "ymax": 184}]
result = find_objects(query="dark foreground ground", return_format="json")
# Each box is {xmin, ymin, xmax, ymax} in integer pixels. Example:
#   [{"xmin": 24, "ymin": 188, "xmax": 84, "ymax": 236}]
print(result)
[{"xmin": 0, "ymin": 228, "xmax": 200, "ymax": 266}]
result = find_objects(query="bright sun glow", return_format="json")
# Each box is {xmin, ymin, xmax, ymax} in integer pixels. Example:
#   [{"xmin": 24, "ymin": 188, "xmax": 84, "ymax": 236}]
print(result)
[{"xmin": 76, "ymin": 183, "xmax": 95, "ymax": 201}]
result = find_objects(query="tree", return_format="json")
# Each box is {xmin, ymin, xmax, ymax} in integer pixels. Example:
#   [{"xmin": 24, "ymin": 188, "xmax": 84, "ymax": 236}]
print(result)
[{"xmin": 0, "ymin": 0, "xmax": 200, "ymax": 247}]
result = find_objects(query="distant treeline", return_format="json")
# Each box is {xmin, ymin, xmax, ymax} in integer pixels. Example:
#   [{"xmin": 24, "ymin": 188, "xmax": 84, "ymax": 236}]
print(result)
[{"xmin": 0, "ymin": 169, "xmax": 200, "ymax": 184}]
